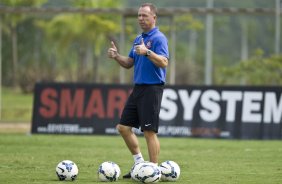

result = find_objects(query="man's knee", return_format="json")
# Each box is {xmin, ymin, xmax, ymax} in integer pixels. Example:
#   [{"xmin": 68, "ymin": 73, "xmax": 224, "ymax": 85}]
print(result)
[
  {"xmin": 116, "ymin": 124, "xmax": 131, "ymax": 134},
  {"xmin": 143, "ymin": 130, "xmax": 157, "ymax": 138}
]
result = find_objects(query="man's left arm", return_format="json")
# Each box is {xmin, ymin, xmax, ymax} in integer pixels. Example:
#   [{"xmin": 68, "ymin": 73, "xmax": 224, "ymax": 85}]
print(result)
[
  {"xmin": 145, "ymin": 50, "xmax": 168, "ymax": 68},
  {"xmin": 135, "ymin": 38, "xmax": 169, "ymax": 68}
]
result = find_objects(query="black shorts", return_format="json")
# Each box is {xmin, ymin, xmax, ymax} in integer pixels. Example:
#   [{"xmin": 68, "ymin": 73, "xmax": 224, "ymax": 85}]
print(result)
[{"xmin": 119, "ymin": 84, "xmax": 164, "ymax": 133}]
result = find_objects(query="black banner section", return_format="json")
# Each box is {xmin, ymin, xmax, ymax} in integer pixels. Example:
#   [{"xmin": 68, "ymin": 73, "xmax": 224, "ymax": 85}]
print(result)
[{"xmin": 31, "ymin": 83, "xmax": 282, "ymax": 139}]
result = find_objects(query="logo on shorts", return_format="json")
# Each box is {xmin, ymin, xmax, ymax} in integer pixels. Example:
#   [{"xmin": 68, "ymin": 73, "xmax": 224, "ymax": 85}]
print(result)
[{"xmin": 144, "ymin": 124, "xmax": 151, "ymax": 127}]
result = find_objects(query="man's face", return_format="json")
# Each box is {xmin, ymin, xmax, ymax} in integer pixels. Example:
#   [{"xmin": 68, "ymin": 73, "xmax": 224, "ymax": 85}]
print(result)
[{"xmin": 138, "ymin": 6, "xmax": 156, "ymax": 32}]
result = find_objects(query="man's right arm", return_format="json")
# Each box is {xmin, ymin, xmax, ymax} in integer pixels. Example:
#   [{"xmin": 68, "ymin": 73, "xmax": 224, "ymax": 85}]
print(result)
[
  {"xmin": 113, "ymin": 54, "xmax": 134, "ymax": 69},
  {"xmin": 108, "ymin": 41, "xmax": 134, "ymax": 69}
]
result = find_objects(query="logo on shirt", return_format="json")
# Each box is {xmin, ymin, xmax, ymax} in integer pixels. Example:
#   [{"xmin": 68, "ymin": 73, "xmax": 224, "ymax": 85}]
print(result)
[{"xmin": 146, "ymin": 40, "xmax": 152, "ymax": 49}]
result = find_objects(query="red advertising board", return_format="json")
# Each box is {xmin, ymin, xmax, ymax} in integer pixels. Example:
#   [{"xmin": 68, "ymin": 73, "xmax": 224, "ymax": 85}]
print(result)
[{"xmin": 32, "ymin": 83, "xmax": 282, "ymax": 139}]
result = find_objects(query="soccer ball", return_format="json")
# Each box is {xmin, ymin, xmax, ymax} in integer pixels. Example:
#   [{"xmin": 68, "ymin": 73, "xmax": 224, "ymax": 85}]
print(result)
[
  {"xmin": 97, "ymin": 161, "xmax": 121, "ymax": 182},
  {"xmin": 130, "ymin": 161, "xmax": 148, "ymax": 181},
  {"xmin": 159, "ymin": 160, "xmax": 180, "ymax": 181},
  {"xmin": 55, "ymin": 160, "xmax": 78, "ymax": 181},
  {"xmin": 132, "ymin": 162, "xmax": 161, "ymax": 183}
]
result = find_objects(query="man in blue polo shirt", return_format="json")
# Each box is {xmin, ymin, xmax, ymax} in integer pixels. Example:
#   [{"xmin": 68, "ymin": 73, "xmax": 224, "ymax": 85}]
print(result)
[{"xmin": 108, "ymin": 3, "xmax": 169, "ymax": 178}]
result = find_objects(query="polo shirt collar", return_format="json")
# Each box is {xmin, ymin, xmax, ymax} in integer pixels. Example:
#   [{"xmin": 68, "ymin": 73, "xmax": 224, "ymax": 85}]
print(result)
[{"xmin": 142, "ymin": 27, "xmax": 158, "ymax": 37}]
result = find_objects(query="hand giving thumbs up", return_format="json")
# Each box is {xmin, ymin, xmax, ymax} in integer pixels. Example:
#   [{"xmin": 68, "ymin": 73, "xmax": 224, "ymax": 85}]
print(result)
[
  {"xmin": 134, "ymin": 38, "xmax": 147, "ymax": 55},
  {"xmin": 108, "ymin": 41, "xmax": 118, "ymax": 59}
]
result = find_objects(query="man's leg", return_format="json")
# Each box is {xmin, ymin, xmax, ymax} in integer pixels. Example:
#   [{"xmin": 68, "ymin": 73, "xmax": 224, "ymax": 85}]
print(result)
[
  {"xmin": 117, "ymin": 124, "xmax": 144, "ymax": 178},
  {"xmin": 143, "ymin": 130, "xmax": 160, "ymax": 164},
  {"xmin": 116, "ymin": 124, "xmax": 141, "ymax": 155}
]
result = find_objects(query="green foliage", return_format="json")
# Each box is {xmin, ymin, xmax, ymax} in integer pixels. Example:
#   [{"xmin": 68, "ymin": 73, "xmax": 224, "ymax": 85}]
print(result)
[
  {"xmin": 33, "ymin": 1, "xmax": 121, "ymax": 83},
  {"xmin": 218, "ymin": 50, "xmax": 282, "ymax": 85},
  {"xmin": 1, "ymin": 0, "xmax": 47, "ymax": 28},
  {"xmin": 175, "ymin": 14, "xmax": 204, "ymax": 31},
  {"xmin": 1, "ymin": 0, "xmax": 48, "ymax": 90},
  {"xmin": 159, "ymin": 14, "xmax": 204, "ymax": 37},
  {"xmin": 72, "ymin": 0, "xmax": 124, "ymax": 8},
  {"xmin": 0, "ymin": 134, "xmax": 282, "ymax": 183},
  {"xmin": 1, "ymin": 0, "xmax": 47, "ymax": 6},
  {"xmin": 1, "ymin": 0, "xmax": 280, "ymax": 87},
  {"xmin": 35, "ymin": 14, "xmax": 118, "ymax": 50}
]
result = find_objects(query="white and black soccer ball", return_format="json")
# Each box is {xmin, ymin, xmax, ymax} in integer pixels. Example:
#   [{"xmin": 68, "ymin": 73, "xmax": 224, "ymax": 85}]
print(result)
[
  {"xmin": 159, "ymin": 160, "xmax": 180, "ymax": 181},
  {"xmin": 97, "ymin": 161, "xmax": 121, "ymax": 182},
  {"xmin": 130, "ymin": 161, "xmax": 149, "ymax": 181},
  {"xmin": 55, "ymin": 160, "xmax": 78, "ymax": 181},
  {"xmin": 132, "ymin": 162, "xmax": 161, "ymax": 183}
]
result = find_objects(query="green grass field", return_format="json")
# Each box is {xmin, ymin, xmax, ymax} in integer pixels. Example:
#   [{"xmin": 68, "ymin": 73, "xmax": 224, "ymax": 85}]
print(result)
[
  {"xmin": 1, "ymin": 88, "xmax": 282, "ymax": 183},
  {"xmin": 1, "ymin": 87, "xmax": 33, "ymax": 122},
  {"xmin": 0, "ymin": 133, "xmax": 282, "ymax": 184}
]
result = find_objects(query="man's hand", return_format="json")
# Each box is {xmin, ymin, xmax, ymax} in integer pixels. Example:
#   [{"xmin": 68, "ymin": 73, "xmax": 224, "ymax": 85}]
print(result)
[
  {"xmin": 108, "ymin": 41, "xmax": 118, "ymax": 59},
  {"xmin": 134, "ymin": 38, "xmax": 148, "ymax": 55}
]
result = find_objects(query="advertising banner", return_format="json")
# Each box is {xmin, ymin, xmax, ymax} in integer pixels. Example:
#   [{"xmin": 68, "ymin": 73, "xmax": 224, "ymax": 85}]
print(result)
[{"xmin": 31, "ymin": 83, "xmax": 282, "ymax": 139}]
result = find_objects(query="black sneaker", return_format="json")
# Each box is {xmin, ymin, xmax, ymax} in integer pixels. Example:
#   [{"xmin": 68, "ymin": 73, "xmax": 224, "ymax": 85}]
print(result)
[{"xmin": 123, "ymin": 172, "xmax": 131, "ymax": 179}]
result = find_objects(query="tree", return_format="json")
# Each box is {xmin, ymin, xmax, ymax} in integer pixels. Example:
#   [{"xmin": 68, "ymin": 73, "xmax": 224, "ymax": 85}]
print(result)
[
  {"xmin": 218, "ymin": 50, "xmax": 282, "ymax": 85},
  {"xmin": 35, "ymin": 0, "xmax": 121, "ymax": 82},
  {"xmin": 160, "ymin": 14, "xmax": 204, "ymax": 84},
  {"xmin": 1, "ymin": 0, "xmax": 47, "ymax": 87}
]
